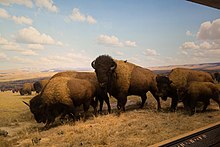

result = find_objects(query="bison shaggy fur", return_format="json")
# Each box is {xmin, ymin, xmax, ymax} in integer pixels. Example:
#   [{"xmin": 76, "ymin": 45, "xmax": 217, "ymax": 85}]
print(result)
[
  {"xmin": 20, "ymin": 83, "xmax": 34, "ymax": 95},
  {"xmin": 50, "ymin": 71, "xmax": 111, "ymax": 113},
  {"xmin": 178, "ymin": 81, "xmax": 220, "ymax": 115},
  {"xmin": 91, "ymin": 55, "xmax": 160, "ymax": 111},
  {"xmin": 29, "ymin": 76, "xmax": 98, "ymax": 128},
  {"xmin": 156, "ymin": 68, "xmax": 214, "ymax": 111}
]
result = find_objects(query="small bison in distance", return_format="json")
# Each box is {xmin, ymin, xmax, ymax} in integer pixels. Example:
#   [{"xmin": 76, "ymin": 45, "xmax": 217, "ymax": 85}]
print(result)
[
  {"xmin": 91, "ymin": 55, "xmax": 161, "ymax": 112},
  {"xmin": 214, "ymin": 72, "xmax": 220, "ymax": 83},
  {"xmin": 156, "ymin": 68, "xmax": 214, "ymax": 111},
  {"xmin": 50, "ymin": 71, "xmax": 111, "ymax": 113},
  {"xmin": 33, "ymin": 79, "xmax": 49, "ymax": 94},
  {"xmin": 25, "ymin": 76, "xmax": 98, "ymax": 128},
  {"xmin": 178, "ymin": 81, "xmax": 220, "ymax": 115},
  {"xmin": 20, "ymin": 83, "xmax": 34, "ymax": 95}
]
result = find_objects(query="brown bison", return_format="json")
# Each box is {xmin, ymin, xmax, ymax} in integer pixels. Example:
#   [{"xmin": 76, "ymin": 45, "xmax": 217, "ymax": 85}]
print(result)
[
  {"xmin": 156, "ymin": 68, "xmax": 214, "ymax": 111},
  {"xmin": 24, "ymin": 76, "xmax": 98, "ymax": 128},
  {"xmin": 178, "ymin": 81, "xmax": 220, "ymax": 115},
  {"xmin": 50, "ymin": 71, "xmax": 111, "ymax": 113},
  {"xmin": 20, "ymin": 83, "xmax": 34, "ymax": 95},
  {"xmin": 91, "ymin": 55, "xmax": 160, "ymax": 111},
  {"xmin": 33, "ymin": 79, "xmax": 49, "ymax": 94},
  {"xmin": 214, "ymin": 72, "xmax": 220, "ymax": 83}
]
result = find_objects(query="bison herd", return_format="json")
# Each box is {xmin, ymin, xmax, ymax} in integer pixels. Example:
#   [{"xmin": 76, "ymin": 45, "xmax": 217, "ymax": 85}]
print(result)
[{"xmin": 20, "ymin": 55, "xmax": 220, "ymax": 129}]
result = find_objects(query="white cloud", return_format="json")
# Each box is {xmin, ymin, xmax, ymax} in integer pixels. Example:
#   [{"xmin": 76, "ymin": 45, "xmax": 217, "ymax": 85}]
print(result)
[
  {"xmin": 0, "ymin": 8, "xmax": 10, "ymax": 18},
  {"xmin": 98, "ymin": 34, "xmax": 123, "ymax": 47},
  {"xmin": 180, "ymin": 18, "xmax": 220, "ymax": 59},
  {"xmin": 28, "ymin": 44, "xmax": 44, "ymax": 50},
  {"xmin": 197, "ymin": 18, "xmax": 220, "ymax": 41},
  {"xmin": 11, "ymin": 56, "xmax": 35, "ymax": 64},
  {"xmin": 180, "ymin": 41, "xmax": 199, "ymax": 49},
  {"xmin": 69, "ymin": 8, "xmax": 97, "ymax": 24},
  {"xmin": 87, "ymin": 15, "xmax": 97, "ymax": 24},
  {"xmin": 35, "ymin": 0, "xmax": 58, "ymax": 12},
  {"xmin": 0, "ymin": 35, "xmax": 41, "ymax": 56},
  {"xmin": 0, "ymin": 52, "xmax": 9, "ymax": 60},
  {"xmin": 39, "ymin": 51, "xmax": 92, "ymax": 69},
  {"xmin": 69, "ymin": 8, "xmax": 86, "ymax": 22},
  {"xmin": 97, "ymin": 34, "xmax": 137, "ymax": 48},
  {"xmin": 0, "ymin": 36, "xmax": 9, "ymax": 44},
  {"xmin": 16, "ymin": 26, "xmax": 62, "ymax": 45},
  {"xmin": 144, "ymin": 49, "xmax": 159, "ymax": 56},
  {"xmin": 186, "ymin": 30, "xmax": 193, "ymax": 36},
  {"xmin": 12, "ymin": 16, "xmax": 33, "ymax": 25},
  {"xmin": 21, "ymin": 50, "xmax": 38, "ymax": 56},
  {"xmin": 115, "ymin": 51, "xmax": 124, "ymax": 56},
  {"xmin": 0, "ymin": 8, "xmax": 33, "ymax": 25},
  {"xmin": 0, "ymin": 0, "xmax": 33, "ymax": 8},
  {"xmin": 124, "ymin": 40, "xmax": 137, "ymax": 47}
]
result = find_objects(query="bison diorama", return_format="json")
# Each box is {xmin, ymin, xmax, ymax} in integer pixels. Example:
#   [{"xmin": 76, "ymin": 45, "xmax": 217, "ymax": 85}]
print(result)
[
  {"xmin": 156, "ymin": 68, "xmax": 214, "ymax": 111},
  {"xmin": 91, "ymin": 55, "xmax": 161, "ymax": 112},
  {"xmin": 24, "ymin": 76, "xmax": 98, "ymax": 128},
  {"xmin": 178, "ymin": 81, "xmax": 220, "ymax": 115}
]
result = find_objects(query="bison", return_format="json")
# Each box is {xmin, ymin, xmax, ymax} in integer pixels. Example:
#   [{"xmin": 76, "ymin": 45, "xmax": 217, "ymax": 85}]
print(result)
[
  {"xmin": 214, "ymin": 72, "xmax": 220, "ymax": 83},
  {"xmin": 24, "ymin": 76, "xmax": 98, "ymax": 128},
  {"xmin": 50, "ymin": 71, "xmax": 111, "ymax": 113},
  {"xmin": 91, "ymin": 55, "xmax": 160, "ymax": 112},
  {"xmin": 33, "ymin": 79, "xmax": 49, "ymax": 94},
  {"xmin": 20, "ymin": 83, "xmax": 34, "ymax": 95},
  {"xmin": 156, "ymin": 68, "xmax": 214, "ymax": 111},
  {"xmin": 178, "ymin": 81, "xmax": 220, "ymax": 115}
]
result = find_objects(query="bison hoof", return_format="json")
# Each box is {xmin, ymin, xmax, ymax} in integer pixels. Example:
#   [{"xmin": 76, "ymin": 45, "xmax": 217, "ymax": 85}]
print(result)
[{"xmin": 169, "ymin": 108, "xmax": 176, "ymax": 112}]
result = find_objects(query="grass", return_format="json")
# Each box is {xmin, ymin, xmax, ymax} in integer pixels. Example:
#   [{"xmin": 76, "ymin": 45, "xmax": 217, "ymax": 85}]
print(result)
[{"xmin": 0, "ymin": 91, "xmax": 219, "ymax": 146}]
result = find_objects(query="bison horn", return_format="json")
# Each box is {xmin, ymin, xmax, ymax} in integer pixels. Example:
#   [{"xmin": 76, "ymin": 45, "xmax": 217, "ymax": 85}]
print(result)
[
  {"xmin": 110, "ymin": 62, "xmax": 117, "ymax": 71},
  {"xmin": 23, "ymin": 101, "xmax": 30, "ymax": 107},
  {"xmin": 91, "ymin": 60, "xmax": 96, "ymax": 69}
]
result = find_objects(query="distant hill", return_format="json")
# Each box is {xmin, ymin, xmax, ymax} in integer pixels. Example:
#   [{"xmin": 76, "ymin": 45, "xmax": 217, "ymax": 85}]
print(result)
[
  {"xmin": 0, "ymin": 62, "xmax": 220, "ymax": 83},
  {"xmin": 148, "ymin": 62, "xmax": 220, "ymax": 74}
]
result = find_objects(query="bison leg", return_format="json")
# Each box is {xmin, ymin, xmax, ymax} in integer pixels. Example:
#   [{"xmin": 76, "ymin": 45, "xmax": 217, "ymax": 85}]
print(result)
[
  {"xmin": 212, "ymin": 97, "xmax": 220, "ymax": 109},
  {"xmin": 82, "ymin": 101, "xmax": 90, "ymax": 121},
  {"xmin": 104, "ymin": 94, "xmax": 111, "ymax": 114},
  {"xmin": 90, "ymin": 98, "xmax": 98, "ymax": 116},
  {"xmin": 140, "ymin": 94, "xmax": 147, "ymax": 108},
  {"xmin": 99, "ymin": 98, "xmax": 104, "ymax": 113},
  {"xmin": 189, "ymin": 100, "xmax": 196, "ymax": 115},
  {"xmin": 169, "ymin": 97, "xmax": 178, "ymax": 112}
]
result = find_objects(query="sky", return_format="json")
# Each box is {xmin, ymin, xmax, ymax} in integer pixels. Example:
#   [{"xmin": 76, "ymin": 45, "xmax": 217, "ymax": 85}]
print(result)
[{"xmin": 0, "ymin": 0, "xmax": 220, "ymax": 71}]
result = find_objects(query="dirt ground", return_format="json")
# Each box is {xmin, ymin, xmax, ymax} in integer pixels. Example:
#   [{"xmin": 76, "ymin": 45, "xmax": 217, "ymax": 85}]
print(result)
[{"xmin": 0, "ymin": 91, "xmax": 219, "ymax": 147}]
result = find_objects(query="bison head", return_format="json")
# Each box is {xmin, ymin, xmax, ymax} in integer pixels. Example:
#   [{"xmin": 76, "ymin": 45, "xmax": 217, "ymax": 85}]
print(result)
[
  {"xmin": 91, "ymin": 55, "xmax": 117, "ymax": 90},
  {"xmin": 29, "ymin": 95, "xmax": 47, "ymax": 123},
  {"xmin": 156, "ymin": 75, "xmax": 172, "ymax": 101}
]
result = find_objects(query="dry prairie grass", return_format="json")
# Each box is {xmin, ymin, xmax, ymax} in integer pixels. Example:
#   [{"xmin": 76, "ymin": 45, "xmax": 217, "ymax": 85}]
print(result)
[{"xmin": 0, "ymin": 91, "xmax": 219, "ymax": 147}]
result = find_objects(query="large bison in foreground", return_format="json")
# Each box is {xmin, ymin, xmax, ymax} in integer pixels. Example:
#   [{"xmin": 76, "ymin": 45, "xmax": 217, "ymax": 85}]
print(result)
[
  {"xmin": 91, "ymin": 55, "xmax": 161, "ymax": 111},
  {"xmin": 25, "ymin": 76, "xmax": 98, "ymax": 128},
  {"xmin": 50, "ymin": 71, "xmax": 111, "ymax": 113},
  {"xmin": 156, "ymin": 68, "xmax": 214, "ymax": 111},
  {"xmin": 178, "ymin": 81, "xmax": 220, "ymax": 115}
]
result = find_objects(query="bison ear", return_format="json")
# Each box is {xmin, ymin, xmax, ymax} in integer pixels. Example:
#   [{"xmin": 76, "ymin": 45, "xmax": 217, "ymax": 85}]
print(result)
[
  {"xmin": 91, "ymin": 60, "xmax": 96, "ymax": 69},
  {"xmin": 110, "ymin": 62, "xmax": 117, "ymax": 71}
]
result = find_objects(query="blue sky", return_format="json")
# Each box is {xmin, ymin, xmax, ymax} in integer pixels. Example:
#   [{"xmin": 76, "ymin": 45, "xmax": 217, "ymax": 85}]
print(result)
[{"xmin": 0, "ymin": 0, "xmax": 220, "ymax": 70}]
